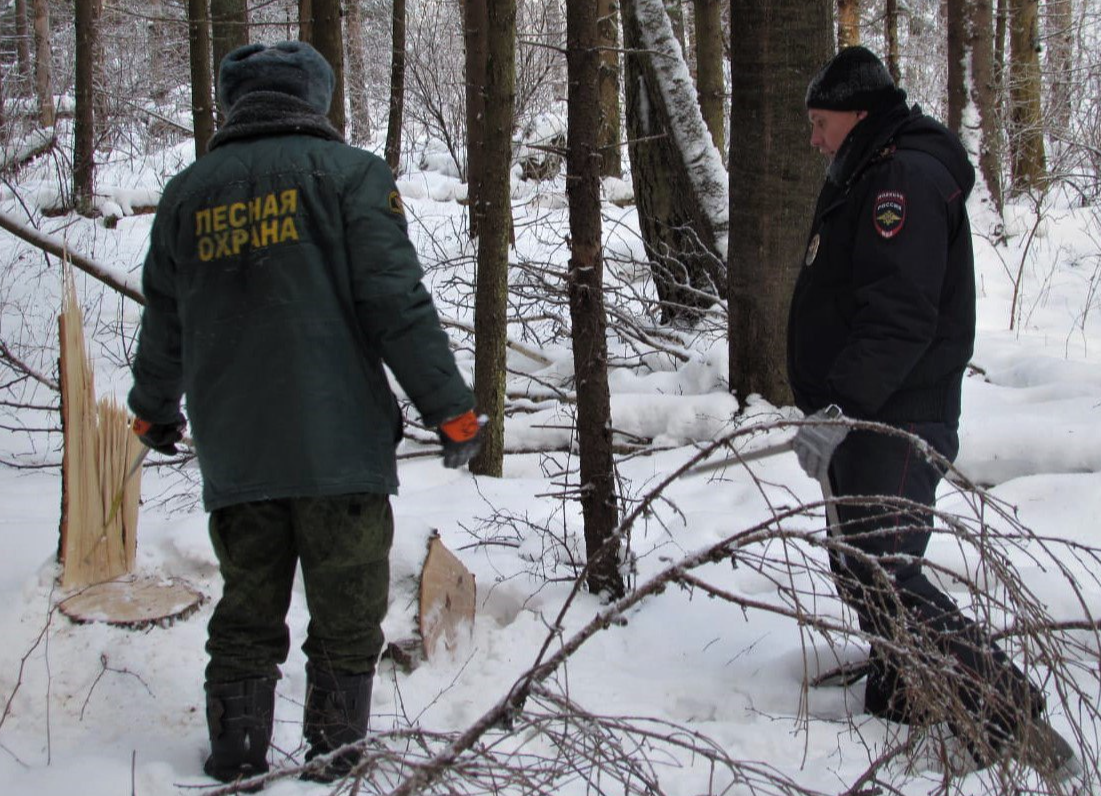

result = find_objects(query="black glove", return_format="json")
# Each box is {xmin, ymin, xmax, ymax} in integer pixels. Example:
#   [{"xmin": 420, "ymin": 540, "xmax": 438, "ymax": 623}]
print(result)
[
  {"xmin": 792, "ymin": 404, "xmax": 849, "ymax": 481},
  {"xmin": 132, "ymin": 415, "xmax": 186, "ymax": 456},
  {"xmin": 438, "ymin": 410, "xmax": 485, "ymax": 469}
]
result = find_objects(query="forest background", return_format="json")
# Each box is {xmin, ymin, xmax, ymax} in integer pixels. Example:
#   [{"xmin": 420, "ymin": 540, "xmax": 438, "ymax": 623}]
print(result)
[{"xmin": 2, "ymin": 1, "xmax": 1101, "ymax": 795}]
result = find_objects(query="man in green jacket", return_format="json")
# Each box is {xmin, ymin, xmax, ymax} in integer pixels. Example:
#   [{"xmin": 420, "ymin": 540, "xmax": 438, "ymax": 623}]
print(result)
[{"xmin": 128, "ymin": 41, "xmax": 481, "ymax": 785}]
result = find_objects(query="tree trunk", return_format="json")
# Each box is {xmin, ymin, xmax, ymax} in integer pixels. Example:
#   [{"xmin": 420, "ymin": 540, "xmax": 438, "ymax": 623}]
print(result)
[
  {"xmin": 188, "ymin": 0, "xmax": 215, "ymax": 158},
  {"xmin": 622, "ymin": 0, "xmax": 726, "ymax": 325},
  {"xmin": 665, "ymin": 0, "xmax": 687, "ymax": 51},
  {"xmin": 994, "ymin": 0, "xmax": 1008, "ymax": 97},
  {"xmin": 885, "ymin": 0, "xmax": 901, "ymax": 84},
  {"xmin": 728, "ymin": 0, "xmax": 832, "ymax": 406},
  {"xmin": 469, "ymin": 0, "xmax": 515, "ymax": 477},
  {"xmin": 837, "ymin": 0, "xmax": 861, "ymax": 47},
  {"xmin": 565, "ymin": 0, "xmax": 624, "ymax": 599},
  {"xmin": 14, "ymin": 0, "xmax": 32, "ymax": 94},
  {"xmin": 32, "ymin": 0, "xmax": 54, "ymax": 127},
  {"xmin": 210, "ymin": 0, "xmax": 248, "ymax": 111},
  {"xmin": 311, "ymin": 0, "xmax": 346, "ymax": 137},
  {"xmin": 1045, "ymin": 0, "xmax": 1073, "ymax": 132},
  {"xmin": 597, "ymin": 0, "xmax": 622, "ymax": 177},
  {"xmin": 298, "ymin": 0, "xmax": 313, "ymax": 42},
  {"xmin": 462, "ymin": 0, "xmax": 488, "ymax": 235},
  {"xmin": 693, "ymin": 0, "xmax": 725, "ymax": 161},
  {"xmin": 385, "ymin": 0, "xmax": 407, "ymax": 173},
  {"xmin": 946, "ymin": 0, "xmax": 967, "ymax": 134},
  {"xmin": 73, "ymin": 0, "xmax": 98, "ymax": 214},
  {"xmin": 970, "ymin": 0, "xmax": 1004, "ymax": 215},
  {"xmin": 345, "ymin": 0, "xmax": 372, "ymax": 145},
  {"xmin": 1007, "ymin": 0, "xmax": 1045, "ymax": 192}
]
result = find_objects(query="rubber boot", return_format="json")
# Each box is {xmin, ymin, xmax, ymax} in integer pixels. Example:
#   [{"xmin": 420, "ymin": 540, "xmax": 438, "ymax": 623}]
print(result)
[
  {"xmin": 203, "ymin": 678, "xmax": 276, "ymax": 790},
  {"xmin": 301, "ymin": 667, "xmax": 372, "ymax": 783}
]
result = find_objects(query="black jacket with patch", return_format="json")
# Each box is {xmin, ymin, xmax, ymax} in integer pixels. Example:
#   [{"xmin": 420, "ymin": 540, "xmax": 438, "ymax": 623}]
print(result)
[{"xmin": 786, "ymin": 101, "xmax": 976, "ymax": 424}]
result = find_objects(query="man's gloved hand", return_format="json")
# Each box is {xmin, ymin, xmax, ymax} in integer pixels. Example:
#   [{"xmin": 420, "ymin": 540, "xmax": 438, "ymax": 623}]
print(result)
[
  {"xmin": 438, "ymin": 410, "xmax": 485, "ymax": 469},
  {"xmin": 792, "ymin": 404, "xmax": 849, "ymax": 481},
  {"xmin": 132, "ymin": 415, "xmax": 186, "ymax": 456}
]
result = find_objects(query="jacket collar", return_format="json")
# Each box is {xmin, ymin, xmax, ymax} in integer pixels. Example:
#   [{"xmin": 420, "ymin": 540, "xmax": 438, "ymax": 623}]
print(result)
[{"xmin": 209, "ymin": 91, "xmax": 343, "ymax": 150}]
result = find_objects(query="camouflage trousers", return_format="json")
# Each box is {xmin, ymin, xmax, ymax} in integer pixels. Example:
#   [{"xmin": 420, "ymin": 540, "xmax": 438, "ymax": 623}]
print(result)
[{"xmin": 205, "ymin": 493, "xmax": 393, "ymax": 684}]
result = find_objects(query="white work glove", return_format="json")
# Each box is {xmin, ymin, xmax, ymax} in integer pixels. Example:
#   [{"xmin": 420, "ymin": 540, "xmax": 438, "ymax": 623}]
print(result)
[{"xmin": 792, "ymin": 404, "xmax": 849, "ymax": 481}]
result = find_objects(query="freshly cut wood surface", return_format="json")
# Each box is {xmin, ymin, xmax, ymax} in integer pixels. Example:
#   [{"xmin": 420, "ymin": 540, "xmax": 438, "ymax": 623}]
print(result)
[
  {"xmin": 418, "ymin": 534, "xmax": 476, "ymax": 661},
  {"xmin": 58, "ymin": 575, "xmax": 204, "ymax": 628}
]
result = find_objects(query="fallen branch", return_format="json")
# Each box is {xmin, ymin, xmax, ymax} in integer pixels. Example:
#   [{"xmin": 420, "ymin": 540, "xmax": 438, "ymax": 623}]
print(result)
[{"xmin": 0, "ymin": 209, "xmax": 145, "ymax": 305}]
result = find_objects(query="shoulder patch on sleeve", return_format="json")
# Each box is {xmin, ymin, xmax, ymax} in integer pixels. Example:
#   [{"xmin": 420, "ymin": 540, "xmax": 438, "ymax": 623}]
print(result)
[
  {"xmin": 388, "ymin": 190, "xmax": 405, "ymax": 217},
  {"xmin": 873, "ymin": 191, "xmax": 906, "ymax": 239}
]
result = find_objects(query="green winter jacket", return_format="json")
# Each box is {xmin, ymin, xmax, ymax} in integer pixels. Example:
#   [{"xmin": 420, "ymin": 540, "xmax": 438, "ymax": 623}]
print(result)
[{"xmin": 129, "ymin": 94, "xmax": 473, "ymax": 510}]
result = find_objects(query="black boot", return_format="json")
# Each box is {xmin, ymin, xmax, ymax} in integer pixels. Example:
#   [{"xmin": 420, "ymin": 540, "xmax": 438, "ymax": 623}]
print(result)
[
  {"xmin": 203, "ymin": 678, "xmax": 276, "ymax": 790},
  {"xmin": 301, "ymin": 667, "xmax": 372, "ymax": 783}
]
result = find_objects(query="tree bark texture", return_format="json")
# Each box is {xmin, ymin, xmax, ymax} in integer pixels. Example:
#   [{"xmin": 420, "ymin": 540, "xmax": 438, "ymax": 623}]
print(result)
[
  {"xmin": 837, "ymin": 0, "xmax": 861, "ymax": 47},
  {"xmin": 1007, "ymin": 0, "xmax": 1046, "ymax": 192},
  {"xmin": 693, "ymin": 0, "xmax": 725, "ymax": 161},
  {"xmin": 462, "ymin": 0, "xmax": 488, "ymax": 236},
  {"xmin": 210, "ymin": 0, "xmax": 248, "ymax": 112},
  {"xmin": 32, "ymin": 0, "xmax": 54, "ymax": 127},
  {"xmin": 310, "ymin": 0, "xmax": 346, "ymax": 137},
  {"xmin": 970, "ymin": 0, "xmax": 1004, "ymax": 214},
  {"xmin": 188, "ymin": 0, "xmax": 215, "ymax": 158},
  {"xmin": 73, "ymin": 0, "xmax": 97, "ymax": 213},
  {"xmin": 665, "ymin": 0, "xmax": 686, "ymax": 51},
  {"xmin": 469, "ymin": 0, "xmax": 515, "ymax": 477},
  {"xmin": 946, "ymin": 0, "xmax": 967, "ymax": 134},
  {"xmin": 597, "ymin": 0, "xmax": 622, "ymax": 177},
  {"xmin": 622, "ymin": 0, "xmax": 724, "ymax": 325},
  {"xmin": 385, "ymin": 0, "xmax": 408, "ymax": 173},
  {"xmin": 345, "ymin": 0, "xmax": 373, "ymax": 145},
  {"xmin": 884, "ymin": 0, "xmax": 901, "ymax": 84},
  {"xmin": 299, "ymin": 0, "xmax": 313, "ymax": 43},
  {"xmin": 727, "ymin": 0, "xmax": 832, "ymax": 406},
  {"xmin": 1045, "ymin": 0, "xmax": 1073, "ymax": 132},
  {"xmin": 566, "ymin": 0, "xmax": 624, "ymax": 599},
  {"xmin": 14, "ymin": 0, "xmax": 32, "ymax": 94}
]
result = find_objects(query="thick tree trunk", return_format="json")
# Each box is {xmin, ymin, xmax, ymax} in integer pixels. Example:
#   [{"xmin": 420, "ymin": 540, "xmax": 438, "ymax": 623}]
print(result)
[
  {"xmin": 622, "ymin": 0, "xmax": 727, "ymax": 325},
  {"xmin": 210, "ymin": 0, "xmax": 248, "ymax": 110},
  {"xmin": 885, "ymin": 0, "xmax": 901, "ymax": 83},
  {"xmin": 970, "ymin": 0, "xmax": 1004, "ymax": 215},
  {"xmin": 469, "ymin": 0, "xmax": 515, "ymax": 477},
  {"xmin": 345, "ymin": 0, "xmax": 372, "ymax": 145},
  {"xmin": 188, "ymin": 0, "xmax": 215, "ymax": 158},
  {"xmin": 728, "ymin": 0, "xmax": 832, "ymax": 406},
  {"xmin": 385, "ymin": 0, "xmax": 407, "ymax": 173},
  {"xmin": 565, "ymin": 0, "xmax": 624, "ymax": 598},
  {"xmin": 32, "ymin": 0, "xmax": 53, "ymax": 128},
  {"xmin": 837, "ymin": 0, "xmax": 861, "ymax": 47},
  {"xmin": 693, "ymin": 0, "xmax": 725, "ymax": 161},
  {"xmin": 298, "ymin": 0, "xmax": 313, "ymax": 42},
  {"xmin": 597, "ymin": 0, "xmax": 622, "ymax": 177},
  {"xmin": 946, "ymin": 0, "xmax": 967, "ymax": 134},
  {"xmin": 1007, "ymin": 0, "xmax": 1045, "ymax": 192},
  {"xmin": 665, "ymin": 0, "xmax": 687, "ymax": 51},
  {"xmin": 310, "ymin": 0, "xmax": 346, "ymax": 136},
  {"xmin": 73, "ymin": 0, "xmax": 97, "ymax": 214},
  {"xmin": 462, "ymin": 0, "xmax": 488, "ymax": 234}
]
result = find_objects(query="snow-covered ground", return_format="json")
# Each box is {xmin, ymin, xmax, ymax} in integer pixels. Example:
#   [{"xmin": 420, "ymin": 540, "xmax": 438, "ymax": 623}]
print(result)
[{"xmin": 2, "ymin": 131, "xmax": 1100, "ymax": 796}]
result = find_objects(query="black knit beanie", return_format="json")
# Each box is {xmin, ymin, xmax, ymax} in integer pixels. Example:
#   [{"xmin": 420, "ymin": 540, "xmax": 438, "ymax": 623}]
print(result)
[
  {"xmin": 805, "ymin": 46, "xmax": 901, "ymax": 111},
  {"xmin": 217, "ymin": 41, "xmax": 335, "ymax": 114}
]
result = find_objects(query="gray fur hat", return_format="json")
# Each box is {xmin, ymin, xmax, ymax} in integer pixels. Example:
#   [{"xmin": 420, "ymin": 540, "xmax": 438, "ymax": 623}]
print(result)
[
  {"xmin": 217, "ymin": 41, "xmax": 335, "ymax": 114},
  {"xmin": 805, "ymin": 46, "xmax": 902, "ymax": 111}
]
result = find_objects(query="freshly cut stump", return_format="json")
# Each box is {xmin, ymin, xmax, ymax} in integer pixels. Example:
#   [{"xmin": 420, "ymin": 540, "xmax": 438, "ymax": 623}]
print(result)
[{"xmin": 58, "ymin": 575, "xmax": 204, "ymax": 629}]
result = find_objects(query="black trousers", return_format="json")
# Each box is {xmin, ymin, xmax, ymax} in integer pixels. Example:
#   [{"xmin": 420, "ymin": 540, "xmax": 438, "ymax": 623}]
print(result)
[{"xmin": 827, "ymin": 422, "xmax": 1043, "ymax": 752}]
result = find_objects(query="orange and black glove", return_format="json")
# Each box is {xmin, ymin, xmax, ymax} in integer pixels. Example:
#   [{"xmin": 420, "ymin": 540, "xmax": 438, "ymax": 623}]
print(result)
[
  {"xmin": 132, "ymin": 414, "xmax": 186, "ymax": 456},
  {"xmin": 438, "ymin": 410, "xmax": 484, "ymax": 469}
]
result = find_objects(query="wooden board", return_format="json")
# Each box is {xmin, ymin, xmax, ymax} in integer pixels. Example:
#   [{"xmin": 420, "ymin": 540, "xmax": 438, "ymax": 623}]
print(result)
[
  {"xmin": 417, "ymin": 534, "xmax": 476, "ymax": 661},
  {"xmin": 57, "ymin": 575, "xmax": 204, "ymax": 629}
]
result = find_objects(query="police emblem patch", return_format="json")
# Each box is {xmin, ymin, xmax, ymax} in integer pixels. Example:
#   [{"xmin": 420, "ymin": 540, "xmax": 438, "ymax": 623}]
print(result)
[
  {"xmin": 873, "ymin": 191, "xmax": 906, "ymax": 239},
  {"xmin": 805, "ymin": 233, "xmax": 820, "ymax": 266},
  {"xmin": 388, "ymin": 190, "xmax": 405, "ymax": 217}
]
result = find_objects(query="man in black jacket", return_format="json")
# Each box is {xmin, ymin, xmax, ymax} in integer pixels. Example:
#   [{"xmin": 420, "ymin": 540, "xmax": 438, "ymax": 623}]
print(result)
[
  {"xmin": 787, "ymin": 46, "xmax": 1078, "ymax": 777},
  {"xmin": 128, "ymin": 42, "xmax": 482, "ymax": 785}
]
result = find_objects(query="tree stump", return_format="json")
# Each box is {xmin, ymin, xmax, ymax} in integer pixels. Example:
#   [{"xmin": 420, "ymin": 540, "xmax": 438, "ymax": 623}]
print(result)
[{"xmin": 57, "ymin": 575, "xmax": 204, "ymax": 629}]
